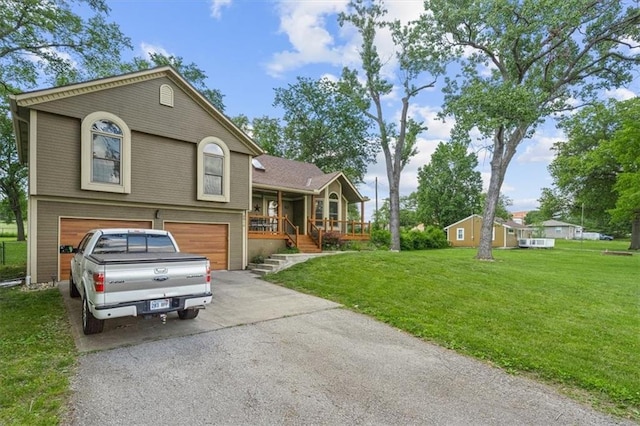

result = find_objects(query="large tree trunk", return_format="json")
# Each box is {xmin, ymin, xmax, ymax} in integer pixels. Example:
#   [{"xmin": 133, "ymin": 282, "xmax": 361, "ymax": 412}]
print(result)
[
  {"xmin": 13, "ymin": 203, "xmax": 25, "ymax": 241},
  {"xmin": 630, "ymin": 212, "xmax": 640, "ymax": 250},
  {"xmin": 476, "ymin": 126, "xmax": 522, "ymax": 260},
  {"xmin": 388, "ymin": 177, "xmax": 401, "ymax": 251}
]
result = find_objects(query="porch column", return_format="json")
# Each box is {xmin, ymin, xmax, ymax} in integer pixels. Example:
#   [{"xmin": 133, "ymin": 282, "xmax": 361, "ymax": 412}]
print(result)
[
  {"xmin": 277, "ymin": 190, "xmax": 283, "ymax": 233},
  {"xmin": 360, "ymin": 200, "xmax": 365, "ymax": 223}
]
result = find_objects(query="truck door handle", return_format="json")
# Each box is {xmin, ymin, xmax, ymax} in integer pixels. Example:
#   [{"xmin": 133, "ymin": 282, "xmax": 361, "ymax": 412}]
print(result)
[{"xmin": 153, "ymin": 276, "xmax": 169, "ymax": 282}]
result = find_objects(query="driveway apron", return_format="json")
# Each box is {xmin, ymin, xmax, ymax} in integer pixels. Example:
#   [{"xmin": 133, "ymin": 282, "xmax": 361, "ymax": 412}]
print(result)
[{"xmin": 63, "ymin": 271, "xmax": 631, "ymax": 425}]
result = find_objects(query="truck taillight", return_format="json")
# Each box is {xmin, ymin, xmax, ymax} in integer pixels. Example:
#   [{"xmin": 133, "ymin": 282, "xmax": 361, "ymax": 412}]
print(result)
[
  {"xmin": 206, "ymin": 261, "xmax": 211, "ymax": 284},
  {"xmin": 93, "ymin": 272, "xmax": 105, "ymax": 293}
]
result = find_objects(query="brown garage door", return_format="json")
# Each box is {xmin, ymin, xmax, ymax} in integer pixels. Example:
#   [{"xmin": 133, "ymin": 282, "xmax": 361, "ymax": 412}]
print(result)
[
  {"xmin": 163, "ymin": 222, "xmax": 228, "ymax": 270},
  {"xmin": 59, "ymin": 218, "xmax": 153, "ymax": 281}
]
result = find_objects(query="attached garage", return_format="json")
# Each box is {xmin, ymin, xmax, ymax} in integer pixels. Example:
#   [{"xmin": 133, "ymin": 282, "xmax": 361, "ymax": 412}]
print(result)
[
  {"xmin": 59, "ymin": 218, "xmax": 153, "ymax": 281},
  {"xmin": 163, "ymin": 221, "xmax": 229, "ymax": 270}
]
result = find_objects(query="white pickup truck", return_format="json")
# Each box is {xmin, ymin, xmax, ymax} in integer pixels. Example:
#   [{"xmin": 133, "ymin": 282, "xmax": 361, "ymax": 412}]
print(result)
[{"xmin": 62, "ymin": 229, "xmax": 212, "ymax": 335}]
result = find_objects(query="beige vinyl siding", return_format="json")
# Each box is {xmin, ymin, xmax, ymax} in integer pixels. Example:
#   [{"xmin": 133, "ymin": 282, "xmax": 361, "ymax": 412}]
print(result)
[
  {"xmin": 446, "ymin": 216, "xmax": 513, "ymax": 248},
  {"xmin": 34, "ymin": 200, "xmax": 245, "ymax": 282},
  {"xmin": 34, "ymin": 112, "xmax": 251, "ymax": 211},
  {"xmin": 31, "ymin": 77, "xmax": 254, "ymax": 156}
]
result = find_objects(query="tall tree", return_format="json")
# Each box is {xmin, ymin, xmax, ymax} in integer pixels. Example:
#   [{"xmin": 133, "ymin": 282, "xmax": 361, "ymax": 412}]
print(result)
[
  {"xmin": 549, "ymin": 101, "xmax": 621, "ymax": 230},
  {"xmin": 273, "ymin": 76, "xmax": 376, "ymax": 183},
  {"xmin": 232, "ymin": 114, "xmax": 286, "ymax": 157},
  {"xmin": 0, "ymin": 0, "xmax": 131, "ymax": 240},
  {"xmin": 548, "ymin": 98, "xmax": 640, "ymax": 243},
  {"xmin": 125, "ymin": 53, "xmax": 225, "ymax": 112},
  {"xmin": 339, "ymin": 0, "xmax": 447, "ymax": 250},
  {"xmin": 0, "ymin": 0, "xmax": 131, "ymax": 90},
  {"xmin": 0, "ymin": 108, "xmax": 26, "ymax": 240},
  {"xmin": 605, "ymin": 99, "xmax": 640, "ymax": 249},
  {"xmin": 422, "ymin": 0, "xmax": 640, "ymax": 260},
  {"xmin": 537, "ymin": 187, "xmax": 570, "ymax": 221},
  {"xmin": 416, "ymin": 141, "xmax": 482, "ymax": 227}
]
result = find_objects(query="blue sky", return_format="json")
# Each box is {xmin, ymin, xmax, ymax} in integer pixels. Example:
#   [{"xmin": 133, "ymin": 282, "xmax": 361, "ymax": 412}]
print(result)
[{"xmin": 101, "ymin": 0, "xmax": 639, "ymax": 220}]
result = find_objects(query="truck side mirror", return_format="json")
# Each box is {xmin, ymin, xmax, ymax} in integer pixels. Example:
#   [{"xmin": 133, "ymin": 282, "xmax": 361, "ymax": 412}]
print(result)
[{"xmin": 59, "ymin": 245, "xmax": 77, "ymax": 254}]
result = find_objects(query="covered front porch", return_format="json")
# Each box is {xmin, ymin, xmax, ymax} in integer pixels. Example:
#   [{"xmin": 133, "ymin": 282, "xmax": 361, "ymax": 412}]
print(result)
[{"xmin": 248, "ymin": 189, "xmax": 370, "ymax": 258}]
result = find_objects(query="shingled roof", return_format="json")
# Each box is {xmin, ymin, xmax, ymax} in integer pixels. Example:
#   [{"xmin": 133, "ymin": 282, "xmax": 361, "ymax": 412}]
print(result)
[{"xmin": 252, "ymin": 154, "xmax": 366, "ymax": 202}]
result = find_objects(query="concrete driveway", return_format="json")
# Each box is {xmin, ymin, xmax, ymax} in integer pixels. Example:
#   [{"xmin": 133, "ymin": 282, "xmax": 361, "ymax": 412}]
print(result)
[{"xmin": 62, "ymin": 271, "xmax": 631, "ymax": 425}]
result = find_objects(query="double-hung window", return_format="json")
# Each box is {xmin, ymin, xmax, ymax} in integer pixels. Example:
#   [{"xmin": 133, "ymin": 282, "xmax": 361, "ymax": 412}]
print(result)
[
  {"xmin": 81, "ymin": 112, "xmax": 131, "ymax": 193},
  {"xmin": 197, "ymin": 137, "xmax": 230, "ymax": 202}
]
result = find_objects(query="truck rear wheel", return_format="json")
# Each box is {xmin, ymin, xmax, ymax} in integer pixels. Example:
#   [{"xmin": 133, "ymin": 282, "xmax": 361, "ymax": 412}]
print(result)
[
  {"xmin": 82, "ymin": 296, "xmax": 104, "ymax": 335},
  {"xmin": 69, "ymin": 275, "xmax": 80, "ymax": 298},
  {"xmin": 177, "ymin": 308, "xmax": 199, "ymax": 320}
]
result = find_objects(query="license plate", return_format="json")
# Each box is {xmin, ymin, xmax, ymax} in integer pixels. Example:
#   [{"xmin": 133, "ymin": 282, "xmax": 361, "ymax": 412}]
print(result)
[{"xmin": 150, "ymin": 299, "xmax": 170, "ymax": 310}]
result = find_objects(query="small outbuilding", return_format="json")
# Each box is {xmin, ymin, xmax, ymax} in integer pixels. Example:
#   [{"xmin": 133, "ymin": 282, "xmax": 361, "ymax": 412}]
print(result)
[{"xmin": 444, "ymin": 214, "xmax": 533, "ymax": 248}]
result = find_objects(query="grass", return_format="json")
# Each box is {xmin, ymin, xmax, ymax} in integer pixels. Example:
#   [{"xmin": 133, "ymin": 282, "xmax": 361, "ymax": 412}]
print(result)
[
  {"xmin": 264, "ymin": 240, "xmax": 640, "ymax": 420},
  {"xmin": 0, "ymin": 287, "xmax": 76, "ymax": 425}
]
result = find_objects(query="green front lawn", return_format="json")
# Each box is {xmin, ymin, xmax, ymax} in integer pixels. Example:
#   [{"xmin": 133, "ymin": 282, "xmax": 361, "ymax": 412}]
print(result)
[
  {"xmin": 265, "ymin": 242, "xmax": 640, "ymax": 420},
  {"xmin": 0, "ymin": 287, "xmax": 76, "ymax": 425}
]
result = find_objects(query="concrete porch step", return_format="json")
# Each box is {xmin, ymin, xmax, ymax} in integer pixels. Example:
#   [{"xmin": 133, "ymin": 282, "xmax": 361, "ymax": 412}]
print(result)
[{"xmin": 249, "ymin": 252, "xmax": 341, "ymax": 275}]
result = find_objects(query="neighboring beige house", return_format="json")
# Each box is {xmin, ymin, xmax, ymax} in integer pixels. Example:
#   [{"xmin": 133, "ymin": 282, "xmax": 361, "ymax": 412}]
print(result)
[
  {"xmin": 444, "ymin": 214, "xmax": 532, "ymax": 248},
  {"xmin": 247, "ymin": 155, "xmax": 370, "ymax": 261},
  {"xmin": 10, "ymin": 66, "xmax": 262, "ymax": 282},
  {"xmin": 541, "ymin": 220, "xmax": 582, "ymax": 239}
]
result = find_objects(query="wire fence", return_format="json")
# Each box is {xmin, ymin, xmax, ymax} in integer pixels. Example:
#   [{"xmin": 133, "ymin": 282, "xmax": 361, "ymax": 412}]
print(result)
[{"xmin": 0, "ymin": 241, "xmax": 27, "ymax": 265}]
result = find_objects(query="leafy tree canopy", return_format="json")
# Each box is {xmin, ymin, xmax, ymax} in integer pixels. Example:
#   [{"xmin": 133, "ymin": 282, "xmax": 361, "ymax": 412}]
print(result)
[
  {"xmin": 272, "ymin": 76, "xmax": 377, "ymax": 184},
  {"xmin": 420, "ymin": 0, "xmax": 640, "ymax": 259},
  {"xmin": 548, "ymin": 98, "xmax": 640, "ymax": 242},
  {"xmin": 0, "ymin": 0, "xmax": 132, "ymax": 94},
  {"xmin": 337, "ymin": 0, "xmax": 448, "ymax": 250},
  {"xmin": 416, "ymin": 141, "xmax": 483, "ymax": 227}
]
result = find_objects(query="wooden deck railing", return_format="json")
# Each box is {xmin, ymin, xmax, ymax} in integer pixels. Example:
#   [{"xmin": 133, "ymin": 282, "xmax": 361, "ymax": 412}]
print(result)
[
  {"xmin": 311, "ymin": 218, "xmax": 371, "ymax": 238},
  {"xmin": 283, "ymin": 216, "xmax": 298, "ymax": 247},
  {"xmin": 308, "ymin": 220, "xmax": 323, "ymax": 249}
]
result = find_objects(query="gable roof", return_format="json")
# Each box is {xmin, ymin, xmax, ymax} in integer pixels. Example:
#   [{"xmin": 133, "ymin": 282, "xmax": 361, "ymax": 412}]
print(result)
[
  {"xmin": 443, "ymin": 214, "xmax": 530, "ymax": 230},
  {"xmin": 252, "ymin": 154, "xmax": 366, "ymax": 202},
  {"xmin": 9, "ymin": 66, "xmax": 263, "ymax": 163},
  {"xmin": 542, "ymin": 219, "xmax": 581, "ymax": 228}
]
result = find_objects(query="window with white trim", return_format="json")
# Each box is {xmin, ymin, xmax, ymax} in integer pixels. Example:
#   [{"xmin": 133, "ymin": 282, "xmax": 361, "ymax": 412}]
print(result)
[
  {"xmin": 456, "ymin": 228, "xmax": 464, "ymax": 240},
  {"xmin": 197, "ymin": 137, "xmax": 230, "ymax": 202},
  {"xmin": 329, "ymin": 192, "xmax": 339, "ymax": 222},
  {"xmin": 81, "ymin": 111, "xmax": 131, "ymax": 193}
]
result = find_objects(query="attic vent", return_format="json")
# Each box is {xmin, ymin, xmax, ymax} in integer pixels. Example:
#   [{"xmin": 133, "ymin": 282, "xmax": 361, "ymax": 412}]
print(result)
[
  {"xmin": 252, "ymin": 158, "xmax": 265, "ymax": 170},
  {"xmin": 159, "ymin": 84, "xmax": 174, "ymax": 107}
]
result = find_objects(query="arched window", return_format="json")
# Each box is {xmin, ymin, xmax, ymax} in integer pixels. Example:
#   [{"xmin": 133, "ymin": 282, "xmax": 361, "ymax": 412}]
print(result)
[
  {"xmin": 329, "ymin": 192, "xmax": 339, "ymax": 222},
  {"xmin": 81, "ymin": 112, "xmax": 131, "ymax": 193},
  {"xmin": 197, "ymin": 137, "xmax": 230, "ymax": 202}
]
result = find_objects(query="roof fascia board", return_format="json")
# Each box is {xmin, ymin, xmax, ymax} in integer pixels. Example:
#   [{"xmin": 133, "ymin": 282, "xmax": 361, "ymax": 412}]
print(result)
[
  {"xmin": 9, "ymin": 66, "xmax": 263, "ymax": 156},
  {"xmin": 252, "ymin": 183, "xmax": 318, "ymax": 195},
  {"xmin": 318, "ymin": 172, "xmax": 366, "ymax": 202}
]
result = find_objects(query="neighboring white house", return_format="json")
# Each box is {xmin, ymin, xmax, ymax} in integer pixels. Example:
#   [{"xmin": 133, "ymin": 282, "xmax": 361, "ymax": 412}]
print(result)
[{"xmin": 541, "ymin": 220, "xmax": 583, "ymax": 239}]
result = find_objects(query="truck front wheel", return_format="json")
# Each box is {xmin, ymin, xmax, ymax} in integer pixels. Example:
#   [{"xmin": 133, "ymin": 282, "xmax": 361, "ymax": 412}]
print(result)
[
  {"xmin": 177, "ymin": 308, "xmax": 199, "ymax": 320},
  {"xmin": 82, "ymin": 296, "xmax": 105, "ymax": 335}
]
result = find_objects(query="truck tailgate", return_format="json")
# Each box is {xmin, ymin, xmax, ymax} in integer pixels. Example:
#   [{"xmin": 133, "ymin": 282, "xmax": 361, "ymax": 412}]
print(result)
[{"xmin": 88, "ymin": 253, "xmax": 211, "ymax": 305}]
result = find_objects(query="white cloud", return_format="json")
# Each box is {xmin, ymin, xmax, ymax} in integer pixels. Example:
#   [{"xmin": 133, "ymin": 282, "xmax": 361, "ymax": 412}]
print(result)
[
  {"xmin": 605, "ymin": 87, "xmax": 637, "ymax": 101},
  {"xmin": 266, "ymin": 1, "xmax": 352, "ymax": 77},
  {"xmin": 406, "ymin": 104, "xmax": 452, "ymax": 140},
  {"xmin": 267, "ymin": 0, "xmax": 426, "ymax": 78},
  {"xmin": 139, "ymin": 42, "xmax": 170, "ymax": 59},
  {"xmin": 516, "ymin": 132, "xmax": 561, "ymax": 164},
  {"xmin": 210, "ymin": 0, "xmax": 232, "ymax": 19}
]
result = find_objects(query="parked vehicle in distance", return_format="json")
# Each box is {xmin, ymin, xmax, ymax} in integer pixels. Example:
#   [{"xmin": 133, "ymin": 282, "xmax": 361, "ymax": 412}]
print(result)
[
  {"xmin": 61, "ymin": 229, "xmax": 212, "ymax": 335},
  {"xmin": 599, "ymin": 234, "xmax": 614, "ymax": 240}
]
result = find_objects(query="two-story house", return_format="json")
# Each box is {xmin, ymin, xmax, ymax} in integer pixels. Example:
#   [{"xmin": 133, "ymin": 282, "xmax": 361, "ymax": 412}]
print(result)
[
  {"xmin": 10, "ymin": 66, "xmax": 262, "ymax": 283},
  {"xmin": 10, "ymin": 67, "xmax": 371, "ymax": 283}
]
